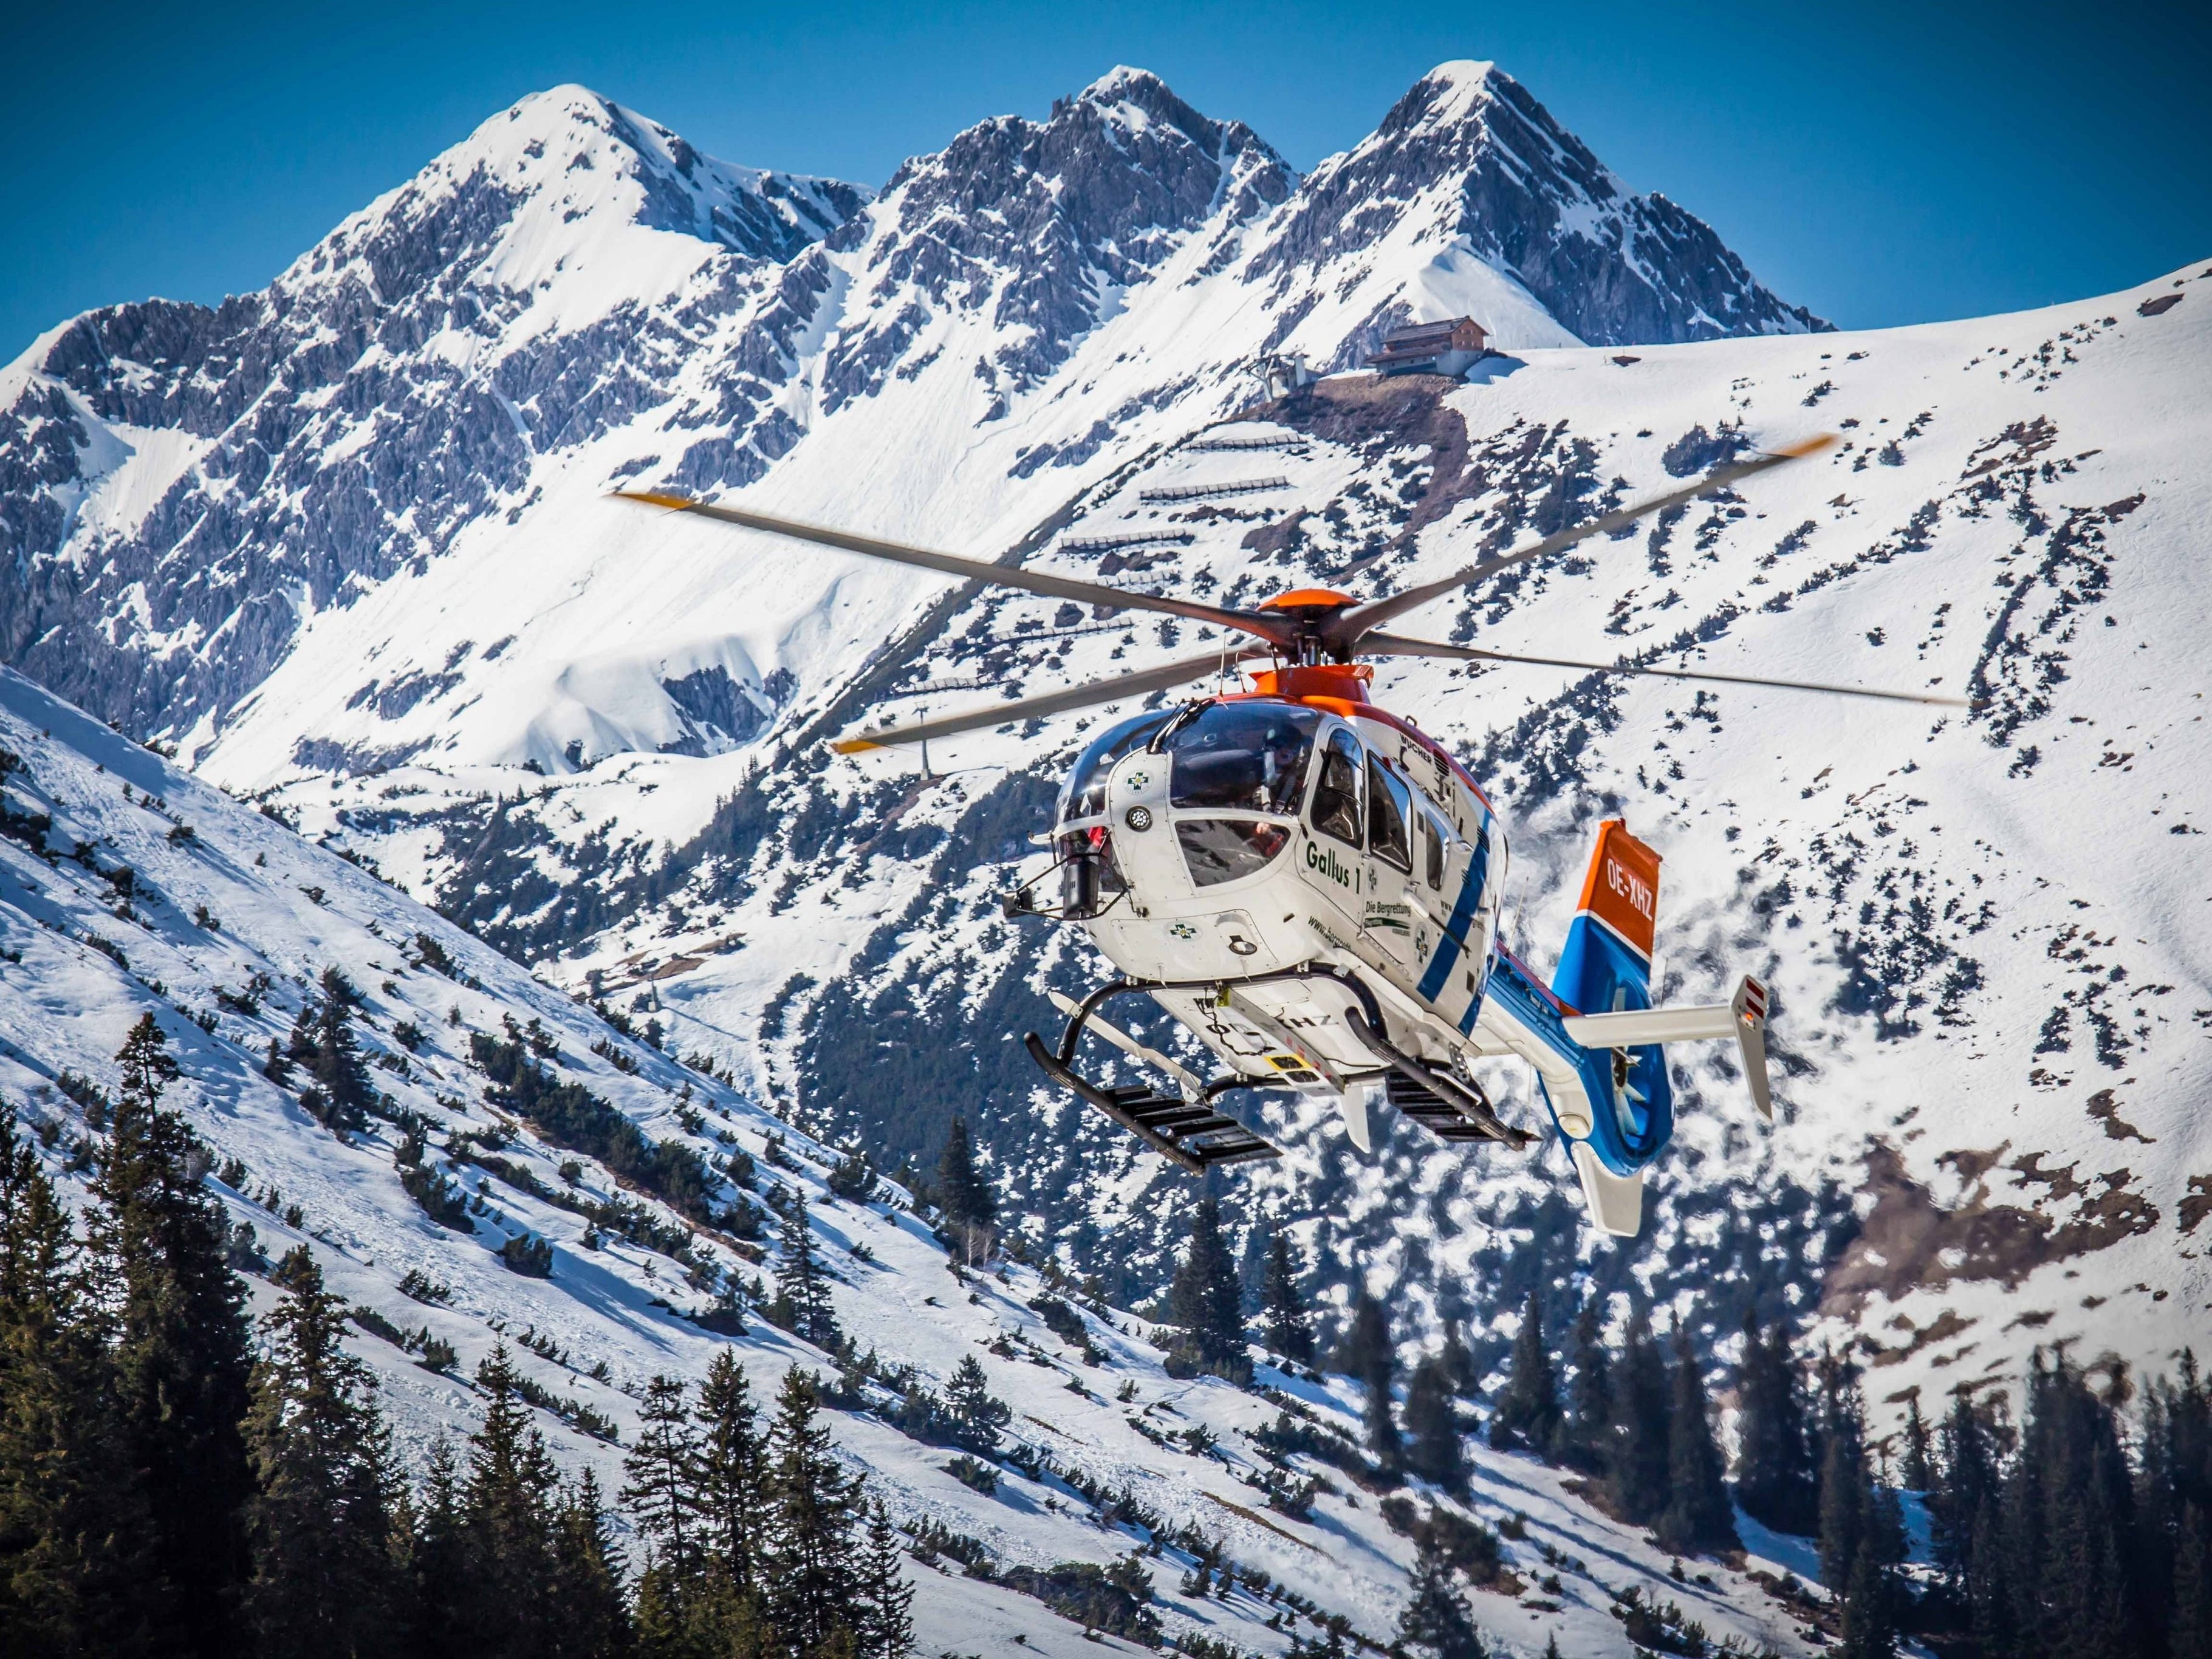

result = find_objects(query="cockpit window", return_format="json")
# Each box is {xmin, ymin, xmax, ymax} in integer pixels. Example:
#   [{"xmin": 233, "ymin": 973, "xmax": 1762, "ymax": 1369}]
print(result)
[
  {"xmin": 1310, "ymin": 728, "xmax": 1363, "ymax": 848},
  {"xmin": 1165, "ymin": 704, "xmax": 1320, "ymax": 815},
  {"xmin": 1367, "ymin": 754, "xmax": 1411, "ymax": 872},
  {"xmin": 1060, "ymin": 710, "xmax": 1174, "ymax": 823}
]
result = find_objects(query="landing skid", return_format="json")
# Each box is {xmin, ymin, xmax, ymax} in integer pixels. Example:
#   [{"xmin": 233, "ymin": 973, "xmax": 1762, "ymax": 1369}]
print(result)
[{"xmin": 1024, "ymin": 965, "xmax": 1532, "ymax": 1172}]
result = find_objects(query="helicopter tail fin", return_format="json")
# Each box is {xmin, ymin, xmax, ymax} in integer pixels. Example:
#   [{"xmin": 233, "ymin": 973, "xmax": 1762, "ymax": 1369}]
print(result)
[{"xmin": 1552, "ymin": 819, "xmax": 1661, "ymax": 1018}]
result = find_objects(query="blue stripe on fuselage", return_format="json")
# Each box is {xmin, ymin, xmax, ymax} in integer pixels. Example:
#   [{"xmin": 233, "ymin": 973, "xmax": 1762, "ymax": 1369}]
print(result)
[{"xmin": 1417, "ymin": 818, "xmax": 1491, "ymax": 1004}]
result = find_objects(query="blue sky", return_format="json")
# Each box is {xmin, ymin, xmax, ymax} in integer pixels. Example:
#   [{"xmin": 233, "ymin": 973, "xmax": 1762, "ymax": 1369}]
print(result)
[{"xmin": 4, "ymin": 0, "xmax": 2206, "ymax": 352}]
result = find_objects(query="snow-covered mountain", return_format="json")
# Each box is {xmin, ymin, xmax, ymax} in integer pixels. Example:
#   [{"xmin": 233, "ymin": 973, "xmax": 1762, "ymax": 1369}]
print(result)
[
  {"xmin": 3, "ymin": 53, "xmax": 2207, "ymax": 1456},
  {"xmin": 0, "ymin": 665, "xmax": 1824, "ymax": 1658}
]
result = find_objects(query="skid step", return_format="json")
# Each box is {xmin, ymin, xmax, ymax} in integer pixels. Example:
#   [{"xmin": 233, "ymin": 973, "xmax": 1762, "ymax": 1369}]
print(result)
[
  {"xmin": 1385, "ymin": 1069, "xmax": 1496, "ymax": 1143},
  {"xmin": 1027, "ymin": 1035, "xmax": 1280, "ymax": 1171}
]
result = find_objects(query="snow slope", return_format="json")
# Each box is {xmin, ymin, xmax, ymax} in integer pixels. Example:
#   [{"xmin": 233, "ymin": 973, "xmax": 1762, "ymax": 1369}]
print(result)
[
  {"xmin": 0, "ymin": 665, "xmax": 1820, "ymax": 1658},
  {"xmin": 2, "ymin": 55, "xmax": 2207, "ymax": 1455},
  {"xmin": 247, "ymin": 258, "xmax": 2212, "ymax": 1431}
]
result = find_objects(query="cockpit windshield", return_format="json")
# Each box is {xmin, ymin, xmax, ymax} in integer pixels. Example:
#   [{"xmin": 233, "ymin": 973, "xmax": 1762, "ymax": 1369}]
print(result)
[
  {"xmin": 1058, "ymin": 710, "xmax": 1174, "ymax": 823},
  {"xmin": 1166, "ymin": 704, "xmax": 1321, "ymax": 815}
]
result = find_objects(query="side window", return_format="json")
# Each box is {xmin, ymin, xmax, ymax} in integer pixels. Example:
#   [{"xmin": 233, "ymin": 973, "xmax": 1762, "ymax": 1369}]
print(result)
[
  {"xmin": 1421, "ymin": 811, "xmax": 1445, "ymax": 891},
  {"xmin": 1367, "ymin": 754, "xmax": 1411, "ymax": 872},
  {"xmin": 1310, "ymin": 730, "xmax": 1363, "ymax": 848}
]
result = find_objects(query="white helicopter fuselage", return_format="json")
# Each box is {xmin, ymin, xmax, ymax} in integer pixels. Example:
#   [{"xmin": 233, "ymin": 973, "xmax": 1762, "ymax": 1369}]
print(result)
[
  {"xmin": 1079, "ymin": 697, "xmax": 1506, "ymax": 1098},
  {"xmin": 1033, "ymin": 682, "xmax": 1772, "ymax": 1235}
]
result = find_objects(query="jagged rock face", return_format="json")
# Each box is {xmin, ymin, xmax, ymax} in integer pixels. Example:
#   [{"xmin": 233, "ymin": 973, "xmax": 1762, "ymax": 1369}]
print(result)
[
  {"xmin": 823, "ymin": 69, "xmax": 1294, "ymax": 409},
  {"xmin": 0, "ymin": 88, "xmax": 864, "ymax": 737},
  {"xmin": 1256, "ymin": 63, "xmax": 1826, "ymax": 347}
]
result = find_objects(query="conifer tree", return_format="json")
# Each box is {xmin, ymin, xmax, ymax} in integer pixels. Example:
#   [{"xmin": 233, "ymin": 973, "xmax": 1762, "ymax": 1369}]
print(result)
[
  {"xmin": 1166, "ymin": 1198, "xmax": 1246, "ymax": 1381},
  {"xmin": 1402, "ymin": 1356, "xmax": 1465, "ymax": 1494},
  {"xmin": 0, "ymin": 1110, "xmax": 160, "ymax": 1657},
  {"xmin": 1656, "ymin": 1322, "xmax": 1739, "ymax": 1556},
  {"xmin": 1607, "ymin": 1304, "xmax": 1671, "ymax": 1524},
  {"xmin": 399, "ymin": 1437, "xmax": 470, "ymax": 1659},
  {"xmin": 1838, "ymin": 1534, "xmax": 1900, "ymax": 1659},
  {"xmin": 774, "ymin": 1191, "xmax": 838, "ymax": 1347},
  {"xmin": 694, "ymin": 1350, "xmax": 769, "ymax": 1602},
  {"xmin": 1488, "ymin": 1288, "xmax": 1561, "ymax": 1452},
  {"xmin": 1813, "ymin": 1360, "xmax": 1905, "ymax": 1659},
  {"xmin": 1556, "ymin": 1298, "xmax": 1611, "ymax": 1476},
  {"xmin": 764, "ymin": 1369, "xmax": 863, "ymax": 1654},
  {"xmin": 1438, "ymin": 1316, "xmax": 1481, "ymax": 1400},
  {"xmin": 1817, "ymin": 1358, "xmax": 1871, "ymax": 1593},
  {"xmin": 94, "ymin": 1014, "xmax": 255, "ymax": 1659},
  {"xmin": 457, "ymin": 1344, "xmax": 564, "ymax": 1659},
  {"xmin": 1341, "ymin": 1291, "xmax": 1399, "ymax": 1466},
  {"xmin": 308, "ymin": 968, "xmax": 378, "ymax": 1132},
  {"xmin": 1394, "ymin": 1533, "xmax": 1485, "ymax": 1659},
  {"xmin": 942, "ymin": 1354, "xmax": 1011, "ymax": 1455},
  {"xmin": 2175, "ymin": 1501, "xmax": 2212, "ymax": 1659},
  {"xmin": 2002, "ymin": 1349, "xmax": 2144, "ymax": 1659},
  {"xmin": 1898, "ymin": 1396, "xmax": 1933, "ymax": 1492},
  {"xmin": 623, "ymin": 1374, "xmax": 705, "ymax": 1624},
  {"xmin": 932, "ymin": 1118, "xmax": 996, "ymax": 1265},
  {"xmin": 860, "ymin": 1499, "xmax": 916, "ymax": 1659},
  {"xmin": 242, "ymin": 1245, "xmax": 401, "ymax": 1659},
  {"xmin": 1259, "ymin": 1228, "xmax": 1315, "ymax": 1366},
  {"xmin": 549, "ymin": 1469, "xmax": 629, "ymax": 1659},
  {"xmin": 1931, "ymin": 1392, "xmax": 1999, "ymax": 1586},
  {"xmin": 1734, "ymin": 1312, "xmax": 1817, "ymax": 1534}
]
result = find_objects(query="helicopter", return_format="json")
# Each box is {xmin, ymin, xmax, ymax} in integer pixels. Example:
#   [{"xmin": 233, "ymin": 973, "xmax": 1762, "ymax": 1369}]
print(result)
[{"xmin": 617, "ymin": 430, "xmax": 1964, "ymax": 1236}]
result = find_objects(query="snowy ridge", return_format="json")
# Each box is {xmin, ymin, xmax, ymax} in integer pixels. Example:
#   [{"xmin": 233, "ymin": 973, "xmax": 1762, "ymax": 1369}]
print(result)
[{"xmin": 0, "ymin": 666, "xmax": 1819, "ymax": 1658}]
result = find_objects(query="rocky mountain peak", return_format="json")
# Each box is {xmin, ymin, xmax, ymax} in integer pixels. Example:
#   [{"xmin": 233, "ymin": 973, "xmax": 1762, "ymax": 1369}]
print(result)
[
  {"xmin": 826, "ymin": 70, "xmax": 1292, "ymax": 408},
  {"xmin": 1256, "ymin": 58, "xmax": 1824, "ymax": 347}
]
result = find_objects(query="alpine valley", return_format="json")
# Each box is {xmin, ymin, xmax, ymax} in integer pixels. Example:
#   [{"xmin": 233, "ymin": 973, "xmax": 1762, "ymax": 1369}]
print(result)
[{"xmin": 3, "ymin": 56, "xmax": 2210, "ymax": 1658}]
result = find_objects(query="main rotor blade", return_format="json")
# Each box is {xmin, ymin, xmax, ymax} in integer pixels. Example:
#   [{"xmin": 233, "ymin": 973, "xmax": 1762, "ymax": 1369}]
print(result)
[
  {"xmin": 1328, "ymin": 435, "xmax": 1838, "ymax": 648},
  {"xmin": 829, "ymin": 648, "xmax": 1267, "ymax": 754},
  {"xmin": 613, "ymin": 491, "xmax": 1292, "ymax": 646},
  {"xmin": 1362, "ymin": 631, "xmax": 1972, "ymax": 708}
]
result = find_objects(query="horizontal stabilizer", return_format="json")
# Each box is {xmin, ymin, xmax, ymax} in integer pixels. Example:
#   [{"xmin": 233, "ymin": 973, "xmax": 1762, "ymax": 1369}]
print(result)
[{"xmin": 1559, "ymin": 972, "xmax": 1775, "ymax": 1123}]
